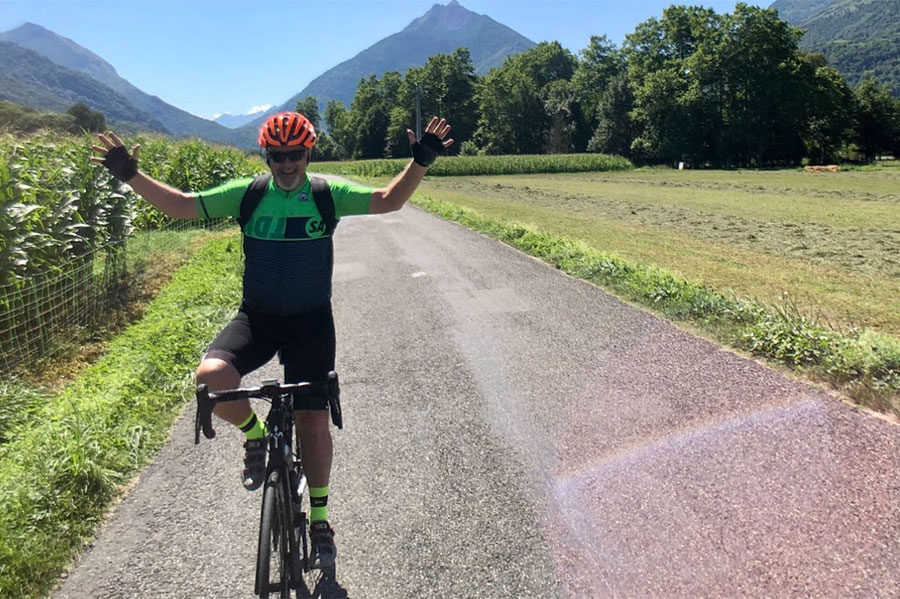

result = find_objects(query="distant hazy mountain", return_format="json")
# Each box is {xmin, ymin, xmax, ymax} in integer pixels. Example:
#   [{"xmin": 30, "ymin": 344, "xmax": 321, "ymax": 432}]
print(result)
[
  {"xmin": 770, "ymin": 0, "xmax": 900, "ymax": 95},
  {"xmin": 0, "ymin": 40, "xmax": 168, "ymax": 133},
  {"xmin": 214, "ymin": 110, "xmax": 270, "ymax": 129},
  {"xmin": 231, "ymin": 0, "xmax": 535, "ymax": 144},
  {"xmin": 0, "ymin": 22, "xmax": 239, "ymax": 143}
]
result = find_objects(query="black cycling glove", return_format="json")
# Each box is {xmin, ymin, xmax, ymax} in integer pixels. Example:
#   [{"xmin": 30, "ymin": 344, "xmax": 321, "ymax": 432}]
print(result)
[
  {"xmin": 102, "ymin": 146, "xmax": 139, "ymax": 182},
  {"xmin": 411, "ymin": 132, "xmax": 446, "ymax": 168}
]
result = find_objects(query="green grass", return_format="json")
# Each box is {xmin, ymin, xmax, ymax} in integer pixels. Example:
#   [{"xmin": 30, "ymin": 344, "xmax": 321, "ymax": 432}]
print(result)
[
  {"xmin": 124, "ymin": 224, "xmax": 230, "ymax": 280},
  {"xmin": 0, "ymin": 233, "xmax": 243, "ymax": 599}
]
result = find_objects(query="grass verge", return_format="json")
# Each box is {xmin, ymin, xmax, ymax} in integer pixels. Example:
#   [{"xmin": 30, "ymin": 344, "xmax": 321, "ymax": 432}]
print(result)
[
  {"xmin": 23, "ymin": 227, "xmax": 233, "ymax": 390},
  {"xmin": 0, "ymin": 227, "xmax": 233, "ymax": 459},
  {"xmin": 0, "ymin": 233, "xmax": 243, "ymax": 599},
  {"xmin": 411, "ymin": 194, "xmax": 900, "ymax": 415}
]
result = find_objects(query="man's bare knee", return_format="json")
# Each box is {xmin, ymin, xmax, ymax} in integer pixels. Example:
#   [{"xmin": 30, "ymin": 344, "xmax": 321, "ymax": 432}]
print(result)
[{"xmin": 195, "ymin": 357, "xmax": 241, "ymax": 391}]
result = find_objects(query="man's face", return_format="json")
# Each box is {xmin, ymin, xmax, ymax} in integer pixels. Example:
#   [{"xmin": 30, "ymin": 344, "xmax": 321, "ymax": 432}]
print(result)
[{"xmin": 266, "ymin": 147, "xmax": 309, "ymax": 191}]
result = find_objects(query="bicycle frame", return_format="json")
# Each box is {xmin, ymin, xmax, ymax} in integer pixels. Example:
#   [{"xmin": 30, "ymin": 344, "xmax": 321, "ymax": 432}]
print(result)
[
  {"xmin": 262, "ymin": 384, "xmax": 305, "ymax": 589},
  {"xmin": 194, "ymin": 372, "xmax": 341, "ymax": 595}
]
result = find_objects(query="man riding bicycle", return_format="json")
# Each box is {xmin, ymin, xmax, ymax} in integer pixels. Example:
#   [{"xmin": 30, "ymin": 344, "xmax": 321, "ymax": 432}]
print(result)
[{"xmin": 92, "ymin": 111, "xmax": 453, "ymax": 569}]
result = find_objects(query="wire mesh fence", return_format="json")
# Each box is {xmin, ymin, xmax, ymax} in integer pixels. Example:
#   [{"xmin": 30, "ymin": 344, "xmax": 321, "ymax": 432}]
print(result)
[
  {"xmin": 1, "ymin": 132, "xmax": 262, "ymax": 379},
  {"xmin": 0, "ymin": 218, "xmax": 233, "ymax": 376}
]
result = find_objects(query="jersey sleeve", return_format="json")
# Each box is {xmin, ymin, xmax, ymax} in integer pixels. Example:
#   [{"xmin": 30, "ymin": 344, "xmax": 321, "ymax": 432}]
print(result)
[
  {"xmin": 193, "ymin": 176, "xmax": 255, "ymax": 219},
  {"xmin": 328, "ymin": 180, "xmax": 373, "ymax": 218}
]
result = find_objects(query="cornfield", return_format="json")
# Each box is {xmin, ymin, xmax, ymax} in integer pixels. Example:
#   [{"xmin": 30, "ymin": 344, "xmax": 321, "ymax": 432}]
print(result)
[
  {"xmin": 0, "ymin": 132, "xmax": 261, "ymax": 374},
  {"xmin": 316, "ymin": 152, "xmax": 633, "ymax": 178}
]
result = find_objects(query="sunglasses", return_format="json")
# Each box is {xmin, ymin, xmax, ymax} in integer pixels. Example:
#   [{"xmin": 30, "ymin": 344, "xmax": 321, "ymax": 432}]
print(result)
[{"xmin": 266, "ymin": 148, "xmax": 308, "ymax": 163}]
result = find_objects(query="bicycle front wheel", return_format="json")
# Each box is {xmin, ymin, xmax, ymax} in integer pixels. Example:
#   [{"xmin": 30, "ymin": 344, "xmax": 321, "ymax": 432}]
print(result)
[{"xmin": 256, "ymin": 470, "xmax": 291, "ymax": 598}]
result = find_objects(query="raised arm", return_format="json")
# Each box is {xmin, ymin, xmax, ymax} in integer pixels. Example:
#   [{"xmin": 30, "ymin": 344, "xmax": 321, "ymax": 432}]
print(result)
[
  {"xmin": 368, "ymin": 117, "xmax": 454, "ymax": 214},
  {"xmin": 91, "ymin": 132, "xmax": 199, "ymax": 220}
]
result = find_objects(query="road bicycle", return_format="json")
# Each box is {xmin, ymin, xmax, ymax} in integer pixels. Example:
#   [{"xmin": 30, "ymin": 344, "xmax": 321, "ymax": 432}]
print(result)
[{"xmin": 195, "ymin": 372, "xmax": 342, "ymax": 598}]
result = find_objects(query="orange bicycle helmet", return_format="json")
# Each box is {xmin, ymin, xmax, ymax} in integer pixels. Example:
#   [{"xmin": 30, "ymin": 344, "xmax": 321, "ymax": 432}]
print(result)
[{"xmin": 258, "ymin": 112, "xmax": 317, "ymax": 148}]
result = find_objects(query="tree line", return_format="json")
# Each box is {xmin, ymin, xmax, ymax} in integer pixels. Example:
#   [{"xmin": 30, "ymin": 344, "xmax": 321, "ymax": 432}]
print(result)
[
  {"xmin": 0, "ymin": 101, "xmax": 106, "ymax": 135},
  {"xmin": 307, "ymin": 3, "xmax": 900, "ymax": 167}
]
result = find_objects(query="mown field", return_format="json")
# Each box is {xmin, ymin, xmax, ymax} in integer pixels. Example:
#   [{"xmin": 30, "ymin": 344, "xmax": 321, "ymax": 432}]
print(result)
[{"xmin": 401, "ymin": 167, "xmax": 900, "ymax": 337}]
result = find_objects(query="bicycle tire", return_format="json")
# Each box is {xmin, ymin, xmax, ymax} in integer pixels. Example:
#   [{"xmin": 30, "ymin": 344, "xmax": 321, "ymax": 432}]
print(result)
[{"xmin": 256, "ymin": 470, "xmax": 291, "ymax": 598}]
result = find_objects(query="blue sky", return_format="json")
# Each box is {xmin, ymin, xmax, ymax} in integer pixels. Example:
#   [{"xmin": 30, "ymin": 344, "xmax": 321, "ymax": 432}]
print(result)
[{"xmin": 0, "ymin": 0, "xmax": 764, "ymax": 120}]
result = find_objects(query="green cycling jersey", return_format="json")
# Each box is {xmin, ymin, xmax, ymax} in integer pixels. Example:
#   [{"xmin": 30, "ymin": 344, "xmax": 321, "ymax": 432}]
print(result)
[
  {"xmin": 192, "ymin": 174, "xmax": 374, "ymax": 314},
  {"xmin": 194, "ymin": 175, "xmax": 372, "ymax": 238}
]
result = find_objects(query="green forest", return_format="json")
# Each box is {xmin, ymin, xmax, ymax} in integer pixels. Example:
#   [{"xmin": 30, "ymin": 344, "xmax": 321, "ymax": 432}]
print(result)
[{"xmin": 315, "ymin": 4, "xmax": 900, "ymax": 167}]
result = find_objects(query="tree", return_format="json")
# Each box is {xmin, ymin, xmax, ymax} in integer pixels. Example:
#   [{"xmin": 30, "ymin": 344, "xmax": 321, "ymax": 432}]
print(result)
[
  {"xmin": 475, "ymin": 41, "xmax": 578, "ymax": 154},
  {"xmin": 543, "ymin": 80, "xmax": 586, "ymax": 153},
  {"xmin": 67, "ymin": 103, "xmax": 105, "ymax": 132},
  {"xmin": 572, "ymin": 36, "xmax": 624, "ymax": 129},
  {"xmin": 623, "ymin": 3, "xmax": 815, "ymax": 166},
  {"xmin": 312, "ymin": 133, "xmax": 345, "ymax": 161},
  {"xmin": 294, "ymin": 97, "xmax": 321, "ymax": 131},
  {"xmin": 324, "ymin": 100, "xmax": 352, "ymax": 159},
  {"xmin": 345, "ymin": 72, "xmax": 402, "ymax": 158},
  {"xmin": 389, "ymin": 48, "xmax": 478, "ymax": 157},
  {"xmin": 629, "ymin": 67, "xmax": 696, "ymax": 164},
  {"xmin": 588, "ymin": 74, "xmax": 635, "ymax": 157},
  {"xmin": 624, "ymin": 5, "xmax": 725, "ymax": 165},
  {"xmin": 853, "ymin": 79, "xmax": 900, "ymax": 161},
  {"xmin": 717, "ymin": 4, "xmax": 808, "ymax": 166},
  {"xmin": 0, "ymin": 100, "xmax": 78, "ymax": 134},
  {"xmin": 802, "ymin": 63, "xmax": 855, "ymax": 164}
]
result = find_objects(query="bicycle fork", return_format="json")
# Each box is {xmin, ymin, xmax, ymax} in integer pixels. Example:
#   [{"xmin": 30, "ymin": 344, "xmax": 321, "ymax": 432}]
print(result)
[{"xmin": 291, "ymin": 465, "xmax": 310, "ymax": 573}]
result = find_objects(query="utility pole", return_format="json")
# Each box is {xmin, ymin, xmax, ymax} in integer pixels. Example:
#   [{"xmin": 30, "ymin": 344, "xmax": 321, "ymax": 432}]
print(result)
[{"xmin": 415, "ymin": 83, "xmax": 422, "ymax": 139}]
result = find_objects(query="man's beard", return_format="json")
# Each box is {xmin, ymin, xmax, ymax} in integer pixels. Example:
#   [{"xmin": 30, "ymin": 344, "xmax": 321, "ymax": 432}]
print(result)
[{"xmin": 274, "ymin": 171, "xmax": 302, "ymax": 191}]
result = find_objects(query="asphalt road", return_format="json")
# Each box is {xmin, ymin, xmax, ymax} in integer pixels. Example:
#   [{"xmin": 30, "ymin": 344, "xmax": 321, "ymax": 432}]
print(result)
[{"xmin": 53, "ymin": 200, "xmax": 900, "ymax": 598}]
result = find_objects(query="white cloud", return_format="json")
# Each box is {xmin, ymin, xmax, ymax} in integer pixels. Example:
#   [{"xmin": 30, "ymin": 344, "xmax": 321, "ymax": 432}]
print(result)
[{"xmin": 248, "ymin": 104, "xmax": 272, "ymax": 115}]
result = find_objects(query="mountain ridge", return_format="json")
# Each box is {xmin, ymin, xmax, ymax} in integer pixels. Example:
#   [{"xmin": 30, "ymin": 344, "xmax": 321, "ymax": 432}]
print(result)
[
  {"xmin": 0, "ymin": 22, "xmax": 244, "ymax": 145},
  {"xmin": 210, "ymin": 1, "xmax": 535, "ymax": 144},
  {"xmin": 1, "ymin": 3, "xmax": 536, "ymax": 146},
  {"xmin": 769, "ymin": 0, "xmax": 900, "ymax": 95},
  {"xmin": 0, "ymin": 40, "xmax": 168, "ymax": 133}
]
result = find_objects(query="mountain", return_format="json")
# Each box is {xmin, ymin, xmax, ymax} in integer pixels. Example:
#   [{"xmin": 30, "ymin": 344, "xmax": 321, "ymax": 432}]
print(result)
[
  {"xmin": 214, "ymin": 112, "xmax": 267, "ymax": 129},
  {"xmin": 302, "ymin": 0, "xmax": 534, "ymax": 107},
  {"xmin": 230, "ymin": 0, "xmax": 535, "ymax": 144},
  {"xmin": 0, "ymin": 41, "xmax": 168, "ymax": 133},
  {"xmin": 769, "ymin": 0, "xmax": 840, "ymax": 22},
  {"xmin": 0, "ymin": 2, "xmax": 534, "ymax": 148},
  {"xmin": 0, "ymin": 23, "xmax": 239, "ymax": 144},
  {"xmin": 770, "ymin": 0, "xmax": 900, "ymax": 95}
]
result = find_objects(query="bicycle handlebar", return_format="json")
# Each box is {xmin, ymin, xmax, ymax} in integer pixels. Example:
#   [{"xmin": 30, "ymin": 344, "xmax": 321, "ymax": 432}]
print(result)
[{"xmin": 194, "ymin": 372, "xmax": 341, "ymax": 444}]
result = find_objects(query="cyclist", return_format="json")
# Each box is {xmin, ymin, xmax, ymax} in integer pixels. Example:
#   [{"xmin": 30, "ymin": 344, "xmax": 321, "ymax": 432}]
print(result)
[{"xmin": 91, "ymin": 112, "xmax": 453, "ymax": 569}]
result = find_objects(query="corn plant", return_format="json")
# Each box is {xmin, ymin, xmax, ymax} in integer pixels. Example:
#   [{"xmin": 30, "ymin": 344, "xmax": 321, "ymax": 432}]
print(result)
[
  {"xmin": 316, "ymin": 152, "xmax": 633, "ymax": 178},
  {"xmin": 0, "ymin": 132, "xmax": 260, "ymax": 374}
]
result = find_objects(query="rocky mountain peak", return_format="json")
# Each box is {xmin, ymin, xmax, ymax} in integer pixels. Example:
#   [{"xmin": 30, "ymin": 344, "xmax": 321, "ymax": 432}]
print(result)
[{"xmin": 407, "ymin": 0, "xmax": 477, "ymax": 32}]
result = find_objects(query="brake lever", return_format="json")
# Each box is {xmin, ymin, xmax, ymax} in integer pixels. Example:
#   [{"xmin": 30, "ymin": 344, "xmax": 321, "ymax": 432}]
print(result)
[
  {"xmin": 195, "ymin": 384, "xmax": 216, "ymax": 444},
  {"xmin": 327, "ymin": 371, "xmax": 343, "ymax": 430}
]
